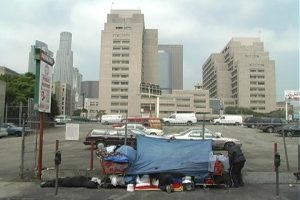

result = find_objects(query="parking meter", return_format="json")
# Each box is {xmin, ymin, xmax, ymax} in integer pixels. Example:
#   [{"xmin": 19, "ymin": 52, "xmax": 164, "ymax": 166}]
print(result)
[
  {"xmin": 54, "ymin": 150, "xmax": 61, "ymax": 195},
  {"xmin": 55, "ymin": 151, "xmax": 61, "ymax": 166},
  {"xmin": 274, "ymin": 152, "xmax": 280, "ymax": 168}
]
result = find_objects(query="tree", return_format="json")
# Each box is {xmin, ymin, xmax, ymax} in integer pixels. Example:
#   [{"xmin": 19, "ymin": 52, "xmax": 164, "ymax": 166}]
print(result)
[
  {"xmin": 0, "ymin": 73, "xmax": 35, "ymax": 105},
  {"xmin": 0, "ymin": 72, "xmax": 59, "ymax": 118}
]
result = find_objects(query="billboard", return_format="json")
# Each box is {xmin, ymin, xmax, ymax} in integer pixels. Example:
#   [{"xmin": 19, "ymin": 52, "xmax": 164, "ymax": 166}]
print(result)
[{"xmin": 284, "ymin": 90, "xmax": 300, "ymax": 100}]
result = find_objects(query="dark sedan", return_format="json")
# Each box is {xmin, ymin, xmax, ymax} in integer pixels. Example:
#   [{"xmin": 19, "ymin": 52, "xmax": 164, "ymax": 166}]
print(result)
[
  {"xmin": 83, "ymin": 128, "xmax": 146, "ymax": 148},
  {"xmin": 277, "ymin": 123, "xmax": 300, "ymax": 137}
]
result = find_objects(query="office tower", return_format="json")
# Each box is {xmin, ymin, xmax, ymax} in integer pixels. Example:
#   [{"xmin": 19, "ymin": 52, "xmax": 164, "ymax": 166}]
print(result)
[
  {"xmin": 202, "ymin": 37, "xmax": 276, "ymax": 113},
  {"xmin": 81, "ymin": 81, "xmax": 99, "ymax": 98},
  {"xmin": 28, "ymin": 40, "xmax": 53, "ymax": 75},
  {"xmin": 73, "ymin": 67, "xmax": 82, "ymax": 109},
  {"xmin": 99, "ymin": 10, "xmax": 158, "ymax": 116},
  {"xmin": 158, "ymin": 45, "xmax": 183, "ymax": 92},
  {"xmin": 53, "ymin": 32, "xmax": 73, "ymax": 86}
]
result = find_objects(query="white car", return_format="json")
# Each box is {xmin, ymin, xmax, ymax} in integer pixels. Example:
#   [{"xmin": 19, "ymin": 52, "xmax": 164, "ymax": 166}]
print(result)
[
  {"xmin": 115, "ymin": 123, "xmax": 164, "ymax": 136},
  {"xmin": 168, "ymin": 127, "xmax": 241, "ymax": 150}
]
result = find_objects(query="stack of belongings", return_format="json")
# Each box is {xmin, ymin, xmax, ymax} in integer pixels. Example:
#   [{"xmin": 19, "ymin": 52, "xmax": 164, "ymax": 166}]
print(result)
[{"xmin": 96, "ymin": 145, "xmax": 136, "ymax": 175}]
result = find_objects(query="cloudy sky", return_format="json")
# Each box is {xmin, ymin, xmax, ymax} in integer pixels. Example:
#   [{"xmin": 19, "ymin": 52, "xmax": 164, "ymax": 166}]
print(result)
[{"xmin": 0, "ymin": 0, "xmax": 298, "ymax": 101}]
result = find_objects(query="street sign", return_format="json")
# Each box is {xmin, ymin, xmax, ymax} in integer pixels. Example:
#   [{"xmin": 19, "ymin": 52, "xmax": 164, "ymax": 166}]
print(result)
[
  {"xmin": 38, "ymin": 61, "xmax": 52, "ymax": 113},
  {"xmin": 34, "ymin": 49, "xmax": 54, "ymax": 113}
]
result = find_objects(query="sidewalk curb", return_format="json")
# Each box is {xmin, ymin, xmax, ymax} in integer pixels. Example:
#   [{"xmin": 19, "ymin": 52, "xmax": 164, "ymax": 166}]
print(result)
[{"xmin": 41, "ymin": 169, "xmax": 297, "ymax": 184}]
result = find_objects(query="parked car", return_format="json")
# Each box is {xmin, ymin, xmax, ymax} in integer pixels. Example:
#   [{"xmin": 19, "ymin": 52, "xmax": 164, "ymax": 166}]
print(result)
[
  {"xmin": 119, "ymin": 117, "xmax": 163, "ymax": 130},
  {"xmin": 0, "ymin": 127, "xmax": 8, "ymax": 138},
  {"xmin": 243, "ymin": 117, "xmax": 263, "ymax": 128},
  {"xmin": 257, "ymin": 117, "xmax": 288, "ymax": 133},
  {"xmin": 162, "ymin": 113, "xmax": 197, "ymax": 126},
  {"xmin": 54, "ymin": 115, "xmax": 71, "ymax": 124},
  {"xmin": 168, "ymin": 127, "xmax": 242, "ymax": 150},
  {"xmin": 1, "ymin": 123, "xmax": 32, "ymax": 137},
  {"xmin": 115, "ymin": 123, "xmax": 164, "ymax": 136},
  {"xmin": 83, "ymin": 128, "xmax": 145, "ymax": 148},
  {"xmin": 213, "ymin": 115, "xmax": 243, "ymax": 125},
  {"xmin": 101, "ymin": 115, "xmax": 123, "ymax": 125},
  {"xmin": 276, "ymin": 123, "xmax": 300, "ymax": 137}
]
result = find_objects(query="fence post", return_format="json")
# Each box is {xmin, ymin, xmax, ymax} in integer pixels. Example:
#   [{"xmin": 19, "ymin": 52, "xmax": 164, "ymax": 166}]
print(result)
[{"xmin": 90, "ymin": 142, "xmax": 94, "ymax": 170}]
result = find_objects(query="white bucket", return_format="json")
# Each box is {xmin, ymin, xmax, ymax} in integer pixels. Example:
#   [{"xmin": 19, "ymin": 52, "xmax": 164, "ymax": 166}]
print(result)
[{"xmin": 127, "ymin": 184, "xmax": 134, "ymax": 192}]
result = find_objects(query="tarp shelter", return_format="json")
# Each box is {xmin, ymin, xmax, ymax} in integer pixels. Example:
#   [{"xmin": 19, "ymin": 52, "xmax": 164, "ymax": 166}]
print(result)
[{"xmin": 126, "ymin": 135, "xmax": 213, "ymax": 177}]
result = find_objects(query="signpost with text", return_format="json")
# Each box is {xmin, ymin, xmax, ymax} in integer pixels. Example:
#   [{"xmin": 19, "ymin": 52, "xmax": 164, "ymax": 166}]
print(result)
[{"xmin": 34, "ymin": 49, "xmax": 54, "ymax": 179}]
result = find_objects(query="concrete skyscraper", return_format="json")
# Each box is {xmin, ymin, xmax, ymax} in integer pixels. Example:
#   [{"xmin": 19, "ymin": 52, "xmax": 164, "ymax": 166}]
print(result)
[
  {"xmin": 54, "ymin": 32, "xmax": 73, "ymax": 86},
  {"xmin": 202, "ymin": 37, "xmax": 276, "ymax": 113},
  {"xmin": 99, "ymin": 10, "xmax": 158, "ymax": 116},
  {"xmin": 158, "ymin": 45, "xmax": 183, "ymax": 92},
  {"xmin": 52, "ymin": 32, "xmax": 76, "ymax": 116},
  {"xmin": 28, "ymin": 40, "xmax": 53, "ymax": 75}
]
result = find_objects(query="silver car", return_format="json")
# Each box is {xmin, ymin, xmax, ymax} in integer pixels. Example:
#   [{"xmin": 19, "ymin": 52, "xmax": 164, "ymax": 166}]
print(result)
[{"xmin": 168, "ymin": 127, "xmax": 242, "ymax": 150}]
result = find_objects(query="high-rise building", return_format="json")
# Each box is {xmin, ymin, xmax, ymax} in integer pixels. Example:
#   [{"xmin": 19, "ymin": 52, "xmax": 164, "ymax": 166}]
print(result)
[
  {"xmin": 202, "ymin": 37, "xmax": 276, "ymax": 113},
  {"xmin": 53, "ymin": 32, "xmax": 76, "ymax": 115},
  {"xmin": 99, "ymin": 10, "xmax": 158, "ymax": 116},
  {"xmin": 54, "ymin": 32, "xmax": 73, "ymax": 86},
  {"xmin": 72, "ymin": 67, "xmax": 82, "ymax": 110},
  {"xmin": 158, "ymin": 45, "xmax": 183, "ymax": 92},
  {"xmin": 28, "ymin": 40, "xmax": 53, "ymax": 75},
  {"xmin": 81, "ymin": 81, "xmax": 99, "ymax": 98}
]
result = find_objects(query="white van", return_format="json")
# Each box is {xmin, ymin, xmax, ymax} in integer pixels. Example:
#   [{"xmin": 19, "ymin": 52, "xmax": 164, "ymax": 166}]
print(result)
[
  {"xmin": 101, "ymin": 115, "xmax": 123, "ymax": 125},
  {"xmin": 162, "ymin": 113, "xmax": 197, "ymax": 126},
  {"xmin": 213, "ymin": 115, "xmax": 243, "ymax": 125}
]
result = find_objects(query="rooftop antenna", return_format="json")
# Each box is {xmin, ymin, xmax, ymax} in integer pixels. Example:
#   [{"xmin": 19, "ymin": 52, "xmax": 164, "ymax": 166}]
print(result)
[{"xmin": 111, "ymin": 2, "xmax": 114, "ymax": 10}]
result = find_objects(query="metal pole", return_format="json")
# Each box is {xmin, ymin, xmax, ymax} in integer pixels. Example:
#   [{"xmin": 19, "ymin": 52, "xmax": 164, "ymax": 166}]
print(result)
[
  {"xmin": 149, "ymin": 85, "xmax": 151, "ymax": 117},
  {"xmin": 202, "ymin": 114, "xmax": 205, "ymax": 140},
  {"xmin": 19, "ymin": 102, "xmax": 22, "ymax": 126},
  {"xmin": 282, "ymin": 128, "xmax": 290, "ymax": 171},
  {"xmin": 54, "ymin": 141, "xmax": 59, "ymax": 195},
  {"xmin": 275, "ymin": 166, "xmax": 279, "ymax": 196},
  {"xmin": 124, "ymin": 112, "xmax": 128, "ymax": 145},
  {"xmin": 37, "ymin": 112, "xmax": 44, "ymax": 179},
  {"xmin": 20, "ymin": 113, "xmax": 26, "ymax": 179},
  {"xmin": 156, "ymin": 96, "xmax": 160, "ymax": 118},
  {"xmin": 285, "ymin": 100, "xmax": 288, "ymax": 121},
  {"xmin": 5, "ymin": 103, "xmax": 8, "ymax": 123},
  {"xmin": 90, "ymin": 142, "xmax": 94, "ymax": 170}
]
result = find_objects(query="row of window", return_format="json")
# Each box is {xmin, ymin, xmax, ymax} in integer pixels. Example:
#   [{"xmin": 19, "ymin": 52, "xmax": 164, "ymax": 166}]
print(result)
[
  {"xmin": 112, "ymin": 74, "xmax": 129, "ymax": 78},
  {"xmin": 250, "ymin": 81, "xmax": 265, "ymax": 85},
  {"xmin": 113, "ymin": 40, "xmax": 130, "ymax": 44},
  {"xmin": 112, "ymin": 60, "xmax": 129, "ymax": 64},
  {"xmin": 112, "ymin": 53, "xmax": 129, "ymax": 57},
  {"xmin": 113, "ymin": 46, "xmax": 130, "ymax": 50},
  {"xmin": 111, "ymin": 88, "xmax": 128, "ymax": 92},
  {"xmin": 111, "ymin": 102, "xmax": 128, "ymax": 106},
  {"xmin": 250, "ymin": 94, "xmax": 266, "ymax": 98},
  {"xmin": 250, "ymin": 75, "xmax": 265, "ymax": 79},
  {"xmin": 112, "ymin": 67, "xmax": 129, "ymax": 71},
  {"xmin": 115, "ymin": 26, "xmax": 132, "ymax": 30},
  {"xmin": 112, "ymin": 81, "xmax": 128, "ymax": 85},
  {"xmin": 250, "ymin": 100, "xmax": 266, "ymax": 104},
  {"xmin": 250, "ymin": 87, "xmax": 265, "ymax": 91},
  {"xmin": 250, "ymin": 69, "xmax": 264, "ymax": 72}
]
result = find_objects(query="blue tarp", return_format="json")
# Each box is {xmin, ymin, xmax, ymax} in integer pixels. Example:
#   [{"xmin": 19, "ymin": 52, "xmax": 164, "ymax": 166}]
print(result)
[{"xmin": 126, "ymin": 134, "xmax": 213, "ymax": 177}]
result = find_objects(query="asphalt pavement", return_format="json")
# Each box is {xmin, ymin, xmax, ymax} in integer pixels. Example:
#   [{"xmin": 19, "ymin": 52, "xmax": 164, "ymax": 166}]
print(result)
[{"xmin": 0, "ymin": 180, "xmax": 299, "ymax": 200}]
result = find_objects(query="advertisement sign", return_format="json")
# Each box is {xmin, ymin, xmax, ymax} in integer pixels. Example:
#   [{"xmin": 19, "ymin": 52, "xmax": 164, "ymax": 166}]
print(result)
[
  {"xmin": 38, "ymin": 61, "xmax": 52, "ymax": 113},
  {"xmin": 284, "ymin": 90, "xmax": 300, "ymax": 100}
]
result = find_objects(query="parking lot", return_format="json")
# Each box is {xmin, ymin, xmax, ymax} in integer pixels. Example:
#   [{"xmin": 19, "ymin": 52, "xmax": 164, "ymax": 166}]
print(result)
[{"xmin": 0, "ymin": 123, "xmax": 298, "ymax": 181}]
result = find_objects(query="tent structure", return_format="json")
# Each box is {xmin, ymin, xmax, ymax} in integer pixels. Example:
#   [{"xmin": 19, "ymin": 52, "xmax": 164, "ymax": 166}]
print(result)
[{"xmin": 126, "ymin": 134, "xmax": 213, "ymax": 177}]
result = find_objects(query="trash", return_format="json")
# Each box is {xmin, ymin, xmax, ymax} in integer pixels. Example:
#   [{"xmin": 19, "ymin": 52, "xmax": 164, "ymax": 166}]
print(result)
[{"xmin": 127, "ymin": 184, "xmax": 134, "ymax": 192}]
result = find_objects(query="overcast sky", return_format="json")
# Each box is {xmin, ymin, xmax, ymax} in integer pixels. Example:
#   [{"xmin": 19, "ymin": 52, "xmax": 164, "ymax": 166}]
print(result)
[{"xmin": 0, "ymin": 0, "xmax": 298, "ymax": 101}]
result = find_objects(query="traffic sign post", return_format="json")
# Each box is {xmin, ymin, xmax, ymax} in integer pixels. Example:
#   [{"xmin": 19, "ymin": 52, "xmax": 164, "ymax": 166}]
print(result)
[{"xmin": 33, "ymin": 49, "xmax": 54, "ymax": 179}]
